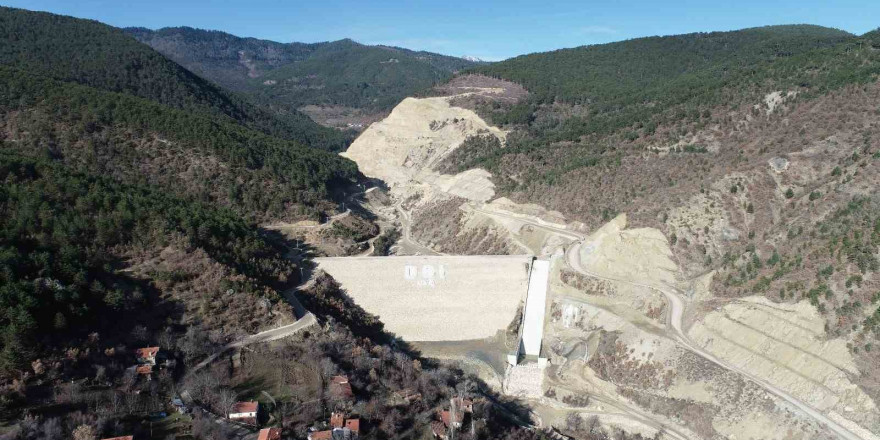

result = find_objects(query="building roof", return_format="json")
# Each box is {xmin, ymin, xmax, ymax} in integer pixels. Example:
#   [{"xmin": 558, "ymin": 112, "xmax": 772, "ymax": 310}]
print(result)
[
  {"xmin": 330, "ymin": 412, "xmax": 345, "ymax": 428},
  {"xmin": 136, "ymin": 347, "xmax": 160, "ymax": 358},
  {"xmin": 440, "ymin": 410, "xmax": 464, "ymax": 427},
  {"xmin": 135, "ymin": 365, "xmax": 152, "ymax": 375},
  {"xmin": 231, "ymin": 401, "xmax": 259, "ymax": 414},
  {"xmin": 102, "ymin": 437, "xmax": 134, "ymax": 440},
  {"xmin": 309, "ymin": 430, "xmax": 333, "ymax": 440},
  {"xmin": 258, "ymin": 428, "xmax": 282, "ymax": 440},
  {"xmin": 330, "ymin": 375, "xmax": 354, "ymax": 398},
  {"xmin": 452, "ymin": 397, "xmax": 474, "ymax": 412},
  {"xmin": 345, "ymin": 418, "xmax": 360, "ymax": 434},
  {"xmin": 431, "ymin": 420, "xmax": 447, "ymax": 437}
]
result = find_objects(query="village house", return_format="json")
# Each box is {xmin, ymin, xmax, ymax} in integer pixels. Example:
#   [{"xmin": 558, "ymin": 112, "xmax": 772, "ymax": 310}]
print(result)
[
  {"xmin": 392, "ymin": 387, "xmax": 422, "ymax": 404},
  {"xmin": 135, "ymin": 347, "xmax": 160, "ymax": 365},
  {"xmin": 309, "ymin": 412, "xmax": 361, "ymax": 440},
  {"xmin": 102, "ymin": 437, "xmax": 134, "ymax": 440},
  {"xmin": 432, "ymin": 397, "xmax": 474, "ymax": 439},
  {"xmin": 229, "ymin": 401, "xmax": 259, "ymax": 425},
  {"xmin": 258, "ymin": 427, "xmax": 282, "ymax": 440},
  {"xmin": 308, "ymin": 431, "xmax": 332, "ymax": 440},
  {"xmin": 431, "ymin": 420, "xmax": 448, "ymax": 440},
  {"xmin": 452, "ymin": 397, "xmax": 473, "ymax": 414},
  {"xmin": 135, "ymin": 364, "xmax": 152, "ymax": 381},
  {"xmin": 440, "ymin": 409, "xmax": 464, "ymax": 429},
  {"xmin": 330, "ymin": 412, "xmax": 345, "ymax": 428},
  {"xmin": 329, "ymin": 375, "xmax": 354, "ymax": 399}
]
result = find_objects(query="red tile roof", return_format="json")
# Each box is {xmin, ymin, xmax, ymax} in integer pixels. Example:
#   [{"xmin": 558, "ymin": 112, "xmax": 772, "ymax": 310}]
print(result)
[
  {"xmin": 135, "ymin": 365, "xmax": 152, "ymax": 375},
  {"xmin": 330, "ymin": 375, "xmax": 353, "ymax": 398},
  {"xmin": 308, "ymin": 430, "xmax": 332, "ymax": 440},
  {"xmin": 345, "ymin": 418, "xmax": 360, "ymax": 434},
  {"xmin": 136, "ymin": 347, "xmax": 159, "ymax": 358},
  {"xmin": 440, "ymin": 410, "xmax": 464, "ymax": 427},
  {"xmin": 102, "ymin": 437, "xmax": 134, "ymax": 440},
  {"xmin": 231, "ymin": 401, "xmax": 259, "ymax": 414},
  {"xmin": 330, "ymin": 412, "xmax": 345, "ymax": 428},
  {"xmin": 452, "ymin": 397, "xmax": 474, "ymax": 412},
  {"xmin": 258, "ymin": 428, "xmax": 281, "ymax": 440},
  {"xmin": 431, "ymin": 420, "xmax": 447, "ymax": 437}
]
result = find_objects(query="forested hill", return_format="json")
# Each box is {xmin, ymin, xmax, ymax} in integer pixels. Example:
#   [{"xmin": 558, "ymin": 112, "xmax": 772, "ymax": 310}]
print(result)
[
  {"xmin": 441, "ymin": 24, "xmax": 880, "ymax": 393},
  {"xmin": 476, "ymin": 25, "xmax": 853, "ymax": 103},
  {"xmin": 471, "ymin": 25, "xmax": 858, "ymax": 136},
  {"xmin": 447, "ymin": 24, "xmax": 880, "ymax": 223},
  {"xmin": 0, "ymin": 7, "xmax": 349, "ymax": 150},
  {"xmin": 125, "ymin": 26, "xmax": 320, "ymax": 92},
  {"xmin": 0, "ymin": 6, "xmax": 366, "ymax": 371},
  {"xmin": 127, "ymin": 27, "xmax": 478, "ymax": 113}
]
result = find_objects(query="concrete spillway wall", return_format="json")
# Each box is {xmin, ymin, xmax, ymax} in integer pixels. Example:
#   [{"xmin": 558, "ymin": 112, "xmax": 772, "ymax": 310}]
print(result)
[{"xmin": 522, "ymin": 259, "xmax": 550, "ymax": 356}]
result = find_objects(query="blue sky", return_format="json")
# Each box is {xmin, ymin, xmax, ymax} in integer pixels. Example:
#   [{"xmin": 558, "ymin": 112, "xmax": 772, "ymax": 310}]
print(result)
[{"xmin": 4, "ymin": 0, "xmax": 878, "ymax": 60}]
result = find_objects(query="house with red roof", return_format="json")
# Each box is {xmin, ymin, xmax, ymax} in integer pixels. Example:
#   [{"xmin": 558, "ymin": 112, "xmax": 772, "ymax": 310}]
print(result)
[
  {"xmin": 135, "ymin": 347, "xmax": 160, "ymax": 365},
  {"xmin": 345, "ymin": 418, "xmax": 360, "ymax": 434},
  {"xmin": 307, "ymin": 430, "xmax": 332, "ymax": 440},
  {"xmin": 135, "ymin": 364, "xmax": 153, "ymax": 380},
  {"xmin": 431, "ymin": 420, "xmax": 448, "ymax": 440},
  {"xmin": 309, "ymin": 412, "xmax": 360, "ymax": 439},
  {"xmin": 329, "ymin": 375, "xmax": 354, "ymax": 399},
  {"xmin": 229, "ymin": 401, "xmax": 259, "ymax": 425},
  {"xmin": 257, "ymin": 427, "xmax": 281, "ymax": 440},
  {"xmin": 102, "ymin": 437, "xmax": 134, "ymax": 440},
  {"xmin": 330, "ymin": 412, "xmax": 345, "ymax": 428}
]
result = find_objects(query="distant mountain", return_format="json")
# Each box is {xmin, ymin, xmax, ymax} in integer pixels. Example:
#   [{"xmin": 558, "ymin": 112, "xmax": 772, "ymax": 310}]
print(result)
[
  {"xmin": 0, "ymin": 8, "xmax": 349, "ymax": 150},
  {"xmin": 126, "ymin": 27, "xmax": 478, "ymax": 122}
]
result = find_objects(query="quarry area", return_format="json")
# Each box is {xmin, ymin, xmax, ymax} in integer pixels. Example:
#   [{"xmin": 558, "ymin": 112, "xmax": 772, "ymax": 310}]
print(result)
[{"xmin": 309, "ymin": 80, "xmax": 880, "ymax": 440}]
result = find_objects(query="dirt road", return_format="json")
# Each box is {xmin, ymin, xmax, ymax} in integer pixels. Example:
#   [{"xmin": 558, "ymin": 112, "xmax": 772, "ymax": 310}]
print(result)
[
  {"xmin": 564, "ymin": 241, "xmax": 866, "ymax": 440},
  {"xmin": 392, "ymin": 201, "xmax": 442, "ymax": 256},
  {"xmin": 188, "ymin": 313, "xmax": 316, "ymax": 376}
]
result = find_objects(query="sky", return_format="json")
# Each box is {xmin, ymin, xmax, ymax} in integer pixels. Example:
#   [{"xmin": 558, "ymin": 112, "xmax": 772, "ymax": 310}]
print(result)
[{"xmin": 3, "ymin": 0, "xmax": 878, "ymax": 60}]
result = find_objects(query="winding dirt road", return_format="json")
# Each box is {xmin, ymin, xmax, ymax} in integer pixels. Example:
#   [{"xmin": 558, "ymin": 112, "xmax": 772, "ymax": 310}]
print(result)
[{"xmin": 564, "ymin": 241, "xmax": 866, "ymax": 440}]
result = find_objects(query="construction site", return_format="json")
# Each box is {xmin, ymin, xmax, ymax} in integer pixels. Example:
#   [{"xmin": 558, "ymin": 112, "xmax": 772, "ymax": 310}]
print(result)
[{"xmin": 302, "ymin": 83, "xmax": 880, "ymax": 440}]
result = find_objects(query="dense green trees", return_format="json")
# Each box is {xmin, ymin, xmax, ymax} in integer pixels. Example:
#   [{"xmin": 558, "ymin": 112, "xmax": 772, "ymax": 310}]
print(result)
[
  {"xmin": 128, "ymin": 27, "xmax": 477, "ymax": 113},
  {"xmin": 0, "ymin": 65, "xmax": 359, "ymax": 216},
  {"xmin": 0, "ymin": 6, "xmax": 350, "ymax": 150},
  {"xmin": 0, "ymin": 7, "xmax": 365, "ymax": 372},
  {"xmin": 0, "ymin": 152, "xmax": 294, "ymax": 372},
  {"xmin": 472, "ymin": 25, "xmax": 879, "ymax": 143},
  {"xmin": 251, "ymin": 38, "xmax": 475, "ymax": 111},
  {"xmin": 452, "ymin": 25, "xmax": 880, "ymax": 193}
]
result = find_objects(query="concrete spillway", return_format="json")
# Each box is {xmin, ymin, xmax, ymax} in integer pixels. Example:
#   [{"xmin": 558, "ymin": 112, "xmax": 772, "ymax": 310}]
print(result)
[{"xmin": 522, "ymin": 259, "xmax": 550, "ymax": 357}]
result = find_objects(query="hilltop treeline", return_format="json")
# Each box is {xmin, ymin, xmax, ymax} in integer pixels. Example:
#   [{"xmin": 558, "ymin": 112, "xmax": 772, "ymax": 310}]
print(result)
[
  {"xmin": 128, "ymin": 28, "xmax": 477, "ymax": 112},
  {"xmin": 0, "ymin": 6, "xmax": 350, "ymax": 150}
]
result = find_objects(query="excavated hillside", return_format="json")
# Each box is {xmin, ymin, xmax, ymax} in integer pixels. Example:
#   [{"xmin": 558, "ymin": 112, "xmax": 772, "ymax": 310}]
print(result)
[
  {"xmin": 338, "ymin": 75, "xmax": 880, "ymax": 439},
  {"xmin": 342, "ymin": 76, "xmax": 583, "ymax": 256}
]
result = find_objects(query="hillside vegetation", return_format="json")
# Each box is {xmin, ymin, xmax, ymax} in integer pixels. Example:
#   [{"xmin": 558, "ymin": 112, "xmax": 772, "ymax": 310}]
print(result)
[
  {"xmin": 0, "ymin": 152, "xmax": 294, "ymax": 372},
  {"xmin": 458, "ymin": 25, "xmax": 879, "ymax": 207},
  {"xmin": 128, "ymin": 27, "xmax": 477, "ymax": 119},
  {"xmin": 0, "ymin": 7, "xmax": 349, "ymax": 150},
  {"xmin": 0, "ymin": 9, "xmax": 549, "ymax": 440},
  {"xmin": 0, "ymin": 7, "xmax": 358, "ymax": 370},
  {"xmin": 444, "ymin": 25, "xmax": 880, "ymax": 404}
]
